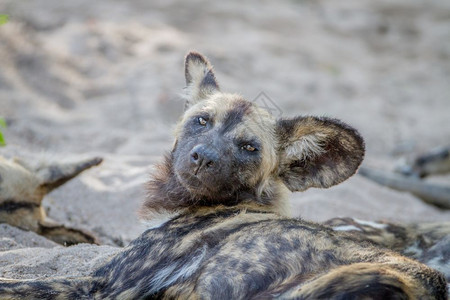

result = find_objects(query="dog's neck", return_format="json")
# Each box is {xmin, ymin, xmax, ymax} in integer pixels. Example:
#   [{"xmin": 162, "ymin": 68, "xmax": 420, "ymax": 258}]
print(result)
[{"xmin": 139, "ymin": 154, "xmax": 291, "ymax": 222}]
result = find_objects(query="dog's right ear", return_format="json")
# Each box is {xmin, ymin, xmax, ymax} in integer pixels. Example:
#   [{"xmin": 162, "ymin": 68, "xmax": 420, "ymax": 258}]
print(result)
[
  {"xmin": 276, "ymin": 116, "xmax": 365, "ymax": 192},
  {"xmin": 184, "ymin": 51, "xmax": 220, "ymax": 109}
]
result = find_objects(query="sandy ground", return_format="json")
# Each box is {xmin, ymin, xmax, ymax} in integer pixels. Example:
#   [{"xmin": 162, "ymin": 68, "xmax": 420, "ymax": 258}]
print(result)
[{"xmin": 0, "ymin": 0, "xmax": 449, "ymax": 280}]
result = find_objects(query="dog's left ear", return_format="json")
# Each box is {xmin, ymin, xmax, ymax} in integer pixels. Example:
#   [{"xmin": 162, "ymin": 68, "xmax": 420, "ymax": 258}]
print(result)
[
  {"xmin": 276, "ymin": 116, "xmax": 365, "ymax": 191},
  {"xmin": 184, "ymin": 51, "xmax": 220, "ymax": 109}
]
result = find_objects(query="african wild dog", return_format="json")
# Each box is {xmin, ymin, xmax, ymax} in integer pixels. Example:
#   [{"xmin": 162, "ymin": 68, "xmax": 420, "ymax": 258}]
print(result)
[
  {"xmin": 398, "ymin": 146, "xmax": 450, "ymax": 178},
  {"xmin": 325, "ymin": 217, "xmax": 450, "ymax": 282},
  {"xmin": 0, "ymin": 52, "xmax": 447, "ymax": 299},
  {"xmin": 0, "ymin": 156, "xmax": 101, "ymax": 245}
]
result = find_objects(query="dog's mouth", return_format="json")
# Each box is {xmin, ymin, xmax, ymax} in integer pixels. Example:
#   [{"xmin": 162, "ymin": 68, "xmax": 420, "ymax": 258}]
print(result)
[{"xmin": 175, "ymin": 170, "xmax": 237, "ymax": 200}]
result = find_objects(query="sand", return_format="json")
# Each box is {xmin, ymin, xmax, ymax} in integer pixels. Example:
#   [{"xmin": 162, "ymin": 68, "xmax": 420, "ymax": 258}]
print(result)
[{"xmin": 0, "ymin": 0, "xmax": 449, "ymax": 280}]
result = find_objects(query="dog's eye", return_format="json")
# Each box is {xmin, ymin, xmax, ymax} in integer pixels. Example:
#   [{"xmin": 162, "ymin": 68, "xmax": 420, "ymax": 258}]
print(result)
[
  {"xmin": 242, "ymin": 144, "xmax": 257, "ymax": 152},
  {"xmin": 198, "ymin": 117, "xmax": 207, "ymax": 126}
]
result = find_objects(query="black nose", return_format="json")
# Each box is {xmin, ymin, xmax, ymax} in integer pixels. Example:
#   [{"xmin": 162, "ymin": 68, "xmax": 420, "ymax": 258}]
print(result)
[{"xmin": 190, "ymin": 144, "xmax": 219, "ymax": 174}]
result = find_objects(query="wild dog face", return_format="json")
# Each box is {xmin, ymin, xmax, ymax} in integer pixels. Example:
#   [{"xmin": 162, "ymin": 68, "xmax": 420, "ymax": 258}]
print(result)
[
  {"xmin": 173, "ymin": 92, "xmax": 277, "ymax": 203},
  {"xmin": 142, "ymin": 52, "xmax": 365, "ymax": 216}
]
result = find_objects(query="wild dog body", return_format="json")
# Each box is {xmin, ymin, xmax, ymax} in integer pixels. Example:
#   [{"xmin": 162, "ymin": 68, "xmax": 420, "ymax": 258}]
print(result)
[
  {"xmin": 93, "ymin": 207, "xmax": 448, "ymax": 299},
  {"xmin": 1, "ymin": 206, "xmax": 446, "ymax": 299},
  {"xmin": 326, "ymin": 217, "xmax": 450, "ymax": 282},
  {"xmin": 0, "ymin": 52, "xmax": 447, "ymax": 299},
  {"xmin": 398, "ymin": 146, "xmax": 450, "ymax": 178}
]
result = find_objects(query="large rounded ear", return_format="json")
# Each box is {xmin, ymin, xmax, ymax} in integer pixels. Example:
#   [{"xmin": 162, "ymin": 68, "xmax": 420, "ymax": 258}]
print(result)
[
  {"xmin": 184, "ymin": 51, "xmax": 220, "ymax": 109},
  {"xmin": 276, "ymin": 116, "xmax": 365, "ymax": 191}
]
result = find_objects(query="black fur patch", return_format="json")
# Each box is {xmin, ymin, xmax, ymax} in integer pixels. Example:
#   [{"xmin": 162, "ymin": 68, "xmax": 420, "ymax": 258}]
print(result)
[
  {"xmin": 220, "ymin": 100, "xmax": 252, "ymax": 134},
  {"xmin": 201, "ymin": 69, "xmax": 219, "ymax": 90},
  {"xmin": 0, "ymin": 200, "xmax": 39, "ymax": 212}
]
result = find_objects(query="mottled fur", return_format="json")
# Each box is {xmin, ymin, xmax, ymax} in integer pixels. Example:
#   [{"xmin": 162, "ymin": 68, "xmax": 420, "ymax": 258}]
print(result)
[
  {"xmin": 398, "ymin": 146, "xmax": 450, "ymax": 178},
  {"xmin": 0, "ymin": 52, "xmax": 447, "ymax": 299},
  {"xmin": 0, "ymin": 156, "xmax": 101, "ymax": 245},
  {"xmin": 326, "ymin": 217, "xmax": 450, "ymax": 283},
  {"xmin": 0, "ymin": 206, "xmax": 446, "ymax": 299}
]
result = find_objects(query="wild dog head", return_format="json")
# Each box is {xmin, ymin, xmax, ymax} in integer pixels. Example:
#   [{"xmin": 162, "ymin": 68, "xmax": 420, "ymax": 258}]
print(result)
[
  {"xmin": 142, "ymin": 52, "xmax": 365, "ymax": 217},
  {"xmin": 0, "ymin": 156, "xmax": 102, "ymax": 245}
]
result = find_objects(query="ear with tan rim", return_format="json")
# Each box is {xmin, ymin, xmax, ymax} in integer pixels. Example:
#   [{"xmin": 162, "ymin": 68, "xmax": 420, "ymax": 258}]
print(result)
[
  {"xmin": 184, "ymin": 51, "xmax": 220, "ymax": 108},
  {"xmin": 37, "ymin": 157, "xmax": 103, "ymax": 193},
  {"xmin": 276, "ymin": 116, "xmax": 365, "ymax": 191}
]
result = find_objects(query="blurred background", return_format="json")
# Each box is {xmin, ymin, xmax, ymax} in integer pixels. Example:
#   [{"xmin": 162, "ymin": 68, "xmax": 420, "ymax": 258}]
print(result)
[{"xmin": 0, "ymin": 0, "xmax": 449, "ymax": 245}]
